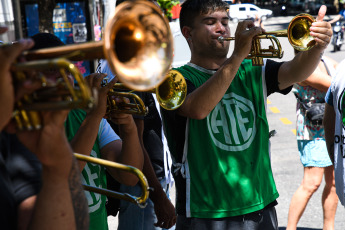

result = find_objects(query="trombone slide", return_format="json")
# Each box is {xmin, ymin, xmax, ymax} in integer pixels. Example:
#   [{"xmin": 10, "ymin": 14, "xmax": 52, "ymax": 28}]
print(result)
[{"xmin": 74, "ymin": 153, "xmax": 149, "ymax": 207}]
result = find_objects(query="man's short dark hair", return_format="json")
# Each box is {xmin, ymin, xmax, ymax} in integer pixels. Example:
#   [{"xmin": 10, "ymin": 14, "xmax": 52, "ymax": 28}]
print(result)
[
  {"xmin": 116, "ymin": 0, "xmax": 158, "ymax": 7},
  {"xmin": 179, "ymin": 0, "xmax": 229, "ymax": 31},
  {"xmin": 30, "ymin": 33, "xmax": 64, "ymax": 50}
]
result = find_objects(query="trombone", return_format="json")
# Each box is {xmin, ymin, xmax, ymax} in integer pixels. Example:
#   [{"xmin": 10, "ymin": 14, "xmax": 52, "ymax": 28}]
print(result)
[
  {"xmin": 11, "ymin": 0, "xmax": 174, "ymax": 130},
  {"xmin": 106, "ymin": 70, "xmax": 187, "ymax": 116},
  {"xmin": 74, "ymin": 153, "xmax": 149, "ymax": 207},
  {"xmin": 218, "ymin": 13, "xmax": 316, "ymax": 66},
  {"xmin": 22, "ymin": 0, "xmax": 173, "ymax": 91}
]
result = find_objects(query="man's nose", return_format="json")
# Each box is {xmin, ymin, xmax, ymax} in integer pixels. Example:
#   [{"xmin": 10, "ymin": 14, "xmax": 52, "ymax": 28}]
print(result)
[{"xmin": 215, "ymin": 21, "xmax": 226, "ymax": 34}]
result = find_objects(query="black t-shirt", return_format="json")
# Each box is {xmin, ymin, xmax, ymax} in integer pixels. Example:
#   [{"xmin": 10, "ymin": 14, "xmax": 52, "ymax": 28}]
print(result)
[
  {"xmin": 135, "ymin": 92, "xmax": 165, "ymax": 179},
  {"xmin": 161, "ymin": 60, "xmax": 290, "ymax": 215},
  {"xmin": 108, "ymin": 92, "xmax": 165, "ymax": 178},
  {"xmin": 0, "ymin": 133, "xmax": 42, "ymax": 229}
]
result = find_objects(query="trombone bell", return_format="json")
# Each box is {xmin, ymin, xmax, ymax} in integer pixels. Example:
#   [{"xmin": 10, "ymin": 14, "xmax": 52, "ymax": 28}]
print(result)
[{"xmin": 103, "ymin": 0, "xmax": 174, "ymax": 91}]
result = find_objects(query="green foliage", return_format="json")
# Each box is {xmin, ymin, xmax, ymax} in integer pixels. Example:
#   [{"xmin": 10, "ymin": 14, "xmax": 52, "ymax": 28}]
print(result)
[{"xmin": 157, "ymin": 0, "xmax": 180, "ymax": 19}]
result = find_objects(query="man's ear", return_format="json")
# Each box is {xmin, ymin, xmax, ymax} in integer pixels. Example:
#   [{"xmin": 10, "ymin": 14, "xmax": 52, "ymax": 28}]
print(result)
[{"xmin": 181, "ymin": 26, "xmax": 192, "ymax": 41}]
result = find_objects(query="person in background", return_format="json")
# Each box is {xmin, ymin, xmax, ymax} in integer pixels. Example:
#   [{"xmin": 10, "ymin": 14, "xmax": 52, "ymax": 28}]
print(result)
[
  {"xmin": 328, "ymin": 3, "xmax": 345, "ymax": 24},
  {"xmin": 29, "ymin": 32, "xmax": 144, "ymax": 230},
  {"xmin": 160, "ymin": 0, "xmax": 332, "ymax": 229},
  {"xmin": 253, "ymin": 14, "xmax": 264, "ymax": 29},
  {"xmin": 98, "ymin": 57, "xmax": 176, "ymax": 230},
  {"xmin": 324, "ymin": 58, "xmax": 345, "ymax": 207},
  {"xmin": 0, "ymin": 26, "xmax": 89, "ymax": 230},
  {"xmin": 96, "ymin": 0, "xmax": 177, "ymax": 229},
  {"xmin": 287, "ymin": 49, "xmax": 338, "ymax": 230}
]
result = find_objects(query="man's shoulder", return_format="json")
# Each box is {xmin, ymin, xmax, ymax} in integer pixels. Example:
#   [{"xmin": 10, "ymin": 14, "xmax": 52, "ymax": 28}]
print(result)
[{"xmin": 173, "ymin": 64, "xmax": 191, "ymax": 73}]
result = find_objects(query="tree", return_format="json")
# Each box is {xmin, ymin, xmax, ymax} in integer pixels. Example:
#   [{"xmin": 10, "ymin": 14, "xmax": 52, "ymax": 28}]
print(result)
[{"xmin": 157, "ymin": 0, "xmax": 180, "ymax": 21}]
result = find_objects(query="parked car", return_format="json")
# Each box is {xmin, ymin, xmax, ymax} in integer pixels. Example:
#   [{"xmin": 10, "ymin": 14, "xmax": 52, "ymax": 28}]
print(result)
[
  {"xmin": 223, "ymin": 0, "xmax": 233, "ymax": 5},
  {"xmin": 229, "ymin": 3, "xmax": 273, "ymax": 23}
]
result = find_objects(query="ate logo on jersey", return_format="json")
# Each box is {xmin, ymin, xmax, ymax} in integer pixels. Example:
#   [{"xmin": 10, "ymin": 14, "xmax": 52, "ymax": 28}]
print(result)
[{"xmin": 207, "ymin": 92, "xmax": 257, "ymax": 151}]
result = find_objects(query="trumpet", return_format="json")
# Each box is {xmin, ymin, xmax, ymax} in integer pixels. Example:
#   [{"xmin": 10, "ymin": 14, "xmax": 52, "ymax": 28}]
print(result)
[
  {"xmin": 218, "ymin": 13, "xmax": 315, "ymax": 66},
  {"xmin": 22, "ymin": 0, "xmax": 173, "ymax": 91},
  {"xmin": 75, "ymin": 153, "xmax": 149, "ymax": 207},
  {"xmin": 106, "ymin": 70, "xmax": 187, "ymax": 116},
  {"xmin": 12, "ymin": 58, "xmax": 95, "ymax": 130}
]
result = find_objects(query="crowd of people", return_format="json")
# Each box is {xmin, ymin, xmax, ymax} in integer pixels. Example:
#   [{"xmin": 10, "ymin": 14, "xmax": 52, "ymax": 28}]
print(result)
[{"xmin": 1, "ymin": 0, "xmax": 345, "ymax": 230}]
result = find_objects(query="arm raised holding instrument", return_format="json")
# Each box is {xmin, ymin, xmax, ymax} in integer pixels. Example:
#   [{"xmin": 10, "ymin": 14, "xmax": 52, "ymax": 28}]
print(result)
[
  {"xmin": 69, "ymin": 72, "xmax": 144, "ymax": 185},
  {"xmin": 0, "ymin": 28, "xmax": 89, "ymax": 230},
  {"xmin": 277, "ymin": 5, "xmax": 332, "ymax": 90},
  {"xmin": 98, "ymin": 58, "xmax": 177, "ymax": 229}
]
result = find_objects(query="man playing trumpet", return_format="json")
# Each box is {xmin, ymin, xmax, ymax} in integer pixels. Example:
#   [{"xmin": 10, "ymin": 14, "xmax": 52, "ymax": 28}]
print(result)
[{"xmin": 160, "ymin": 0, "xmax": 333, "ymax": 229}]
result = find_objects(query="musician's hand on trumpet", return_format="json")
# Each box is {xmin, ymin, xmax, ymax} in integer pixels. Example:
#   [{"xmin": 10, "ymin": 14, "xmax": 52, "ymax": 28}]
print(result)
[
  {"xmin": 106, "ymin": 94, "xmax": 140, "ymax": 146},
  {"xmin": 277, "ymin": 5, "xmax": 332, "ymax": 90},
  {"xmin": 0, "ymin": 34, "xmax": 34, "ymax": 130},
  {"xmin": 107, "ymin": 97, "xmax": 136, "ymax": 126},
  {"xmin": 232, "ymin": 20, "xmax": 264, "ymax": 61},
  {"xmin": 84, "ymin": 73, "xmax": 116, "ymax": 119}
]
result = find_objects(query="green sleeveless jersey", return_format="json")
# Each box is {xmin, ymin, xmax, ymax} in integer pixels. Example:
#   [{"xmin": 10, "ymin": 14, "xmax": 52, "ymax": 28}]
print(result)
[
  {"xmin": 65, "ymin": 109, "xmax": 108, "ymax": 230},
  {"xmin": 173, "ymin": 61, "xmax": 279, "ymax": 218}
]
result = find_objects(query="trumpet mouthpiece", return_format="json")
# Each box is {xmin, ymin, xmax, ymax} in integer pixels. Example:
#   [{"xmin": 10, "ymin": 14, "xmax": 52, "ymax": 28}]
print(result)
[{"xmin": 218, "ymin": 36, "xmax": 224, "ymax": 43}]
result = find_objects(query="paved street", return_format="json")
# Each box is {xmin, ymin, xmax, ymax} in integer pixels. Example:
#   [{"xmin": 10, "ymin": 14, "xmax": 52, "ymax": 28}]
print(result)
[{"xmin": 109, "ymin": 15, "xmax": 345, "ymax": 229}]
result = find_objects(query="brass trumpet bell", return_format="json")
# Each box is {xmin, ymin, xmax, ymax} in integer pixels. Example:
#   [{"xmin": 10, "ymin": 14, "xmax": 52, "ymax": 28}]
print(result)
[
  {"xmin": 156, "ymin": 69, "xmax": 187, "ymax": 111},
  {"xmin": 287, "ymin": 13, "xmax": 316, "ymax": 51}
]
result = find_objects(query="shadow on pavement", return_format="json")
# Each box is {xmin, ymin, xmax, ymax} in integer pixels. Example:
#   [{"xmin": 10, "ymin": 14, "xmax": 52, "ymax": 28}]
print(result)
[{"xmin": 279, "ymin": 227, "xmax": 322, "ymax": 230}]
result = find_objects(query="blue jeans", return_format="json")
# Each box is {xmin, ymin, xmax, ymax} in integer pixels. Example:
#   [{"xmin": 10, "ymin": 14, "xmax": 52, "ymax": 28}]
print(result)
[
  {"xmin": 117, "ymin": 177, "xmax": 176, "ymax": 230},
  {"xmin": 176, "ymin": 206, "xmax": 278, "ymax": 230}
]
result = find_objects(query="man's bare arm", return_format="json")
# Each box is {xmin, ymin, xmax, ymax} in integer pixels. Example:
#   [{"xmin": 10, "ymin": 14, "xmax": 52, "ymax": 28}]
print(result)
[
  {"xmin": 68, "ymin": 157, "xmax": 90, "ymax": 230},
  {"xmin": 324, "ymin": 103, "xmax": 335, "ymax": 164}
]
